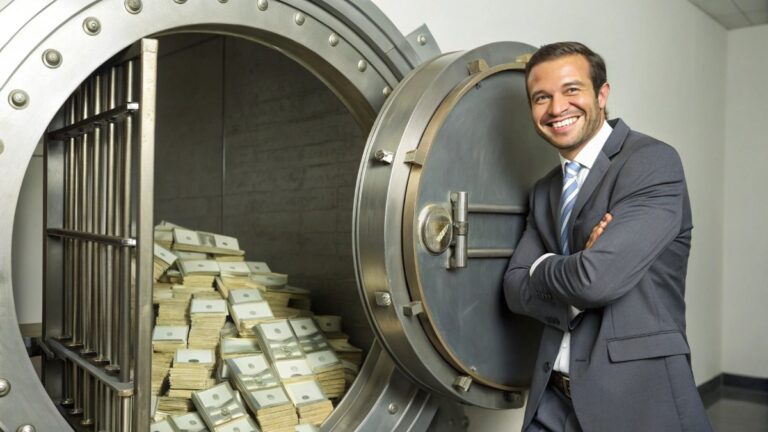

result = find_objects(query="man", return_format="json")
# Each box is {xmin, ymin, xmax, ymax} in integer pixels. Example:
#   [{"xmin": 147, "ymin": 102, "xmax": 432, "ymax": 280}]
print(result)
[{"xmin": 504, "ymin": 42, "xmax": 711, "ymax": 431}]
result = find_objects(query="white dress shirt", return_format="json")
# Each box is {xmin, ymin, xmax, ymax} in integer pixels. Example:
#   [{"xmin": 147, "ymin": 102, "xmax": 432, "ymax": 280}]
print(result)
[{"xmin": 530, "ymin": 120, "xmax": 613, "ymax": 375}]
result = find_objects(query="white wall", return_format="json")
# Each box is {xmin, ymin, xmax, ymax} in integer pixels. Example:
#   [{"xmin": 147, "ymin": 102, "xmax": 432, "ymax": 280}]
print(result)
[
  {"xmin": 370, "ymin": 0, "xmax": 728, "ymax": 429},
  {"xmin": 722, "ymin": 24, "xmax": 768, "ymax": 379}
]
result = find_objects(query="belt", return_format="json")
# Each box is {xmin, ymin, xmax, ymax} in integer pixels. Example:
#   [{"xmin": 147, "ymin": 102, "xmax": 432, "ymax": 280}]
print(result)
[{"xmin": 549, "ymin": 371, "xmax": 571, "ymax": 398}]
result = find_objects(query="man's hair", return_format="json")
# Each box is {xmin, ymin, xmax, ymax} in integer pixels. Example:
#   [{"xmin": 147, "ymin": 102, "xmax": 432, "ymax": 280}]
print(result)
[{"xmin": 524, "ymin": 41, "xmax": 608, "ymax": 100}]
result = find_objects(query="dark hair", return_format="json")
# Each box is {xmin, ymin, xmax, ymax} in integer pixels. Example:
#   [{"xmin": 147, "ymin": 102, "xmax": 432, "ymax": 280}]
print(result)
[{"xmin": 525, "ymin": 41, "xmax": 608, "ymax": 101}]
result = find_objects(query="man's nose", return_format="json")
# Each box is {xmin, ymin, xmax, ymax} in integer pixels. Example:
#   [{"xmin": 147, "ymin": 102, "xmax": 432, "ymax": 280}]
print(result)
[{"xmin": 548, "ymin": 94, "xmax": 569, "ymax": 116}]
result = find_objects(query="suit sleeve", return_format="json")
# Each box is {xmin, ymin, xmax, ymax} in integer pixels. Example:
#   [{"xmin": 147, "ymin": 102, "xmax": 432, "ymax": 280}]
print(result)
[
  {"xmin": 503, "ymin": 184, "xmax": 569, "ymax": 332},
  {"xmin": 529, "ymin": 142, "xmax": 685, "ymax": 310}
]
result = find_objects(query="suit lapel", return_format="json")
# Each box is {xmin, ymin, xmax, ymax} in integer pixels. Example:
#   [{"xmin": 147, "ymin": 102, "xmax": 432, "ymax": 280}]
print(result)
[{"xmin": 568, "ymin": 119, "xmax": 631, "ymax": 251}]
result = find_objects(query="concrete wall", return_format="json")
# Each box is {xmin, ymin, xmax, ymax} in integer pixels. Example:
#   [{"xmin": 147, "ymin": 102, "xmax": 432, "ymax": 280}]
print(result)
[
  {"xmin": 370, "ymin": 0, "xmax": 728, "ymax": 429},
  {"xmin": 722, "ymin": 24, "xmax": 768, "ymax": 379}
]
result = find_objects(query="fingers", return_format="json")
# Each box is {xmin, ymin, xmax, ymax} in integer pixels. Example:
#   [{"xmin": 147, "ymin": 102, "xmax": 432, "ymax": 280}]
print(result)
[{"xmin": 585, "ymin": 213, "xmax": 613, "ymax": 249}]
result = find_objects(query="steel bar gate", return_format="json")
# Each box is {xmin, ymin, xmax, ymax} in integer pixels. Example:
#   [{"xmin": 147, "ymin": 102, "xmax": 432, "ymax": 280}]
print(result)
[{"xmin": 42, "ymin": 39, "xmax": 157, "ymax": 432}]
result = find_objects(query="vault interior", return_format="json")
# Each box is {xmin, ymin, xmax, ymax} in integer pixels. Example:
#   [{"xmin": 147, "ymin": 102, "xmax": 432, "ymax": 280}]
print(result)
[{"xmin": 153, "ymin": 33, "xmax": 373, "ymax": 352}]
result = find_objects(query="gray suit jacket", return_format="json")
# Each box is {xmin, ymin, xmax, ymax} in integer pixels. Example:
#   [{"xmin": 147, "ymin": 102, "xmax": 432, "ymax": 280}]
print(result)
[{"xmin": 504, "ymin": 119, "xmax": 711, "ymax": 431}]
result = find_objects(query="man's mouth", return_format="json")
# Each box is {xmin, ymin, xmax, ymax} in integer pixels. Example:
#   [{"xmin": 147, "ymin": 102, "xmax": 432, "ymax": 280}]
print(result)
[{"xmin": 548, "ymin": 116, "xmax": 579, "ymax": 130}]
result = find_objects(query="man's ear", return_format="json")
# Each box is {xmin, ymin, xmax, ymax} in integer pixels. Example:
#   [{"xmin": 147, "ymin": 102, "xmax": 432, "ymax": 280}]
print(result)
[{"xmin": 598, "ymin": 82, "xmax": 610, "ymax": 110}]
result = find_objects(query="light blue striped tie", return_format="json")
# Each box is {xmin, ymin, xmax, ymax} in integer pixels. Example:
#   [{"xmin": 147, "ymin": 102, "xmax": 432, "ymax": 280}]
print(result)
[{"xmin": 560, "ymin": 161, "xmax": 582, "ymax": 255}]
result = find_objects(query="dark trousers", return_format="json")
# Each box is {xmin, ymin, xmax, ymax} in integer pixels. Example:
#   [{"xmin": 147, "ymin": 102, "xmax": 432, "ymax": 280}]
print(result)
[{"xmin": 526, "ymin": 382, "xmax": 583, "ymax": 432}]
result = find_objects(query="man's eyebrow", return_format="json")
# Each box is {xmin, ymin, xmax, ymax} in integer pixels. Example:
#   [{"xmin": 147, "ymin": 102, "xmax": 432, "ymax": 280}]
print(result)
[{"xmin": 562, "ymin": 80, "xmax": 586, "ymax": 88}]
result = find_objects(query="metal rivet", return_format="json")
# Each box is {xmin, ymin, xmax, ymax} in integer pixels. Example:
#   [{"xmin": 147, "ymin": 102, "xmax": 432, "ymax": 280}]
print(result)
[
  {"xmin": 9, "ymin": 90, "xmax": 29, "ymax": 109},
  {"xmin": 42, "ymin": 49, "xmax": 62, "ymax": 68},
  {"xmin": 0, "ymin": 140, "xmax": 4, "ymax": 156},
  {"xmin": 357, "ymin": 60, "xmax": 368, "ymax": 72},
  {"xmin": 257, "ymin": 0, "xmax": 268, "ymax": 11},
  {"xmin": 174, "ymin": 0, "xmax": 187, "ymax": 3},
  {"xmin": 374, "ymin": 291, "xmax": 392, "ymax": 307},
  {"xmin": 294, "ymin": 12, "xmax": 305, "ymax": 26},
  {"xmin": 387, "ymin": 403, "xmax": 399, "ymax": 414},
  {"xmin": 383, "ymin": 86, "xmax": 392, "ymax": 97},
  {"xmin": 124, "ymin": 0, "xmax": 142, "ymax": 14},
  {"xmin": 373, "ymin": 149, "xmax": 394, "ymax": 164},
  {"xmin": 83, "ymin": 17, "xmax": 101, "ymax": 35},
  {"xmin": 16, "ymin": 426, "xmax": 35, "ymax": 432},
  {"xmin": 218, "ymin": 0, "xmax": 228, "ymax": 2},
  {"xmin": 417, "ymin": 34, "xmax": 428, "ymax": 46},
  {"xmin": 329, "ymin": 33, "xmax": 339, "ymax": 47},
  {"xmin": 0, "ymin": 378, "xmax": 10, "ymax": 397}
]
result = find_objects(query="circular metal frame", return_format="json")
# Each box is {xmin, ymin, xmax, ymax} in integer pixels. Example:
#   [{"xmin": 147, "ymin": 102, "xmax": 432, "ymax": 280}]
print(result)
[{"xmin": 0, "ymin": 1, "xmax": 426, "ymax": 430}]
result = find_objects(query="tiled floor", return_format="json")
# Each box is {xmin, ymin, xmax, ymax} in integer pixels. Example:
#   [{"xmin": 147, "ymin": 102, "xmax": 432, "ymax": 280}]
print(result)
[{"xmin": 706, "ymin": 387, "xmax": 768, "ymax": 432}]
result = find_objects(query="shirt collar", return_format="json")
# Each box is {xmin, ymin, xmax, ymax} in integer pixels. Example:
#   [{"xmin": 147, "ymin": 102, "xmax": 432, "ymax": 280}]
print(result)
[{"xmin": 559, "ymin": 120, "xmax": 613, "ymax": 173}]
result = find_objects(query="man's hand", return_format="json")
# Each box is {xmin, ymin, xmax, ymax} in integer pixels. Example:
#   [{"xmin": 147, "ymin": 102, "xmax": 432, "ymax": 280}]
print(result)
[{"xmin": 585, "ymin": 213, "xmax": 613, "ymax": 249}]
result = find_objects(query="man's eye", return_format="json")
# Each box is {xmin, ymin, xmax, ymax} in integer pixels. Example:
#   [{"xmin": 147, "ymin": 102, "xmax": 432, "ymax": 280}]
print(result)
[
  {"xmin": 533, "ymin": 95, "xmax": 550, "ymax": 104},
  {"xmin": 564, "ymin": 87, "xmax": 579, "ymax": 95}
]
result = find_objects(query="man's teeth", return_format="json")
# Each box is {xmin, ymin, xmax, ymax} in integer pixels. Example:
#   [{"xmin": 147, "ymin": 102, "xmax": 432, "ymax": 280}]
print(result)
[{"xmin": 552, "ymin": 117, "xmax": 577, "ymax": 128}]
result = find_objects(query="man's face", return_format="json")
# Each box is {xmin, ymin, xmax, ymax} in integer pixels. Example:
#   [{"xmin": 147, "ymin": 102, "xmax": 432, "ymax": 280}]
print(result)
[{"xmin": 526, "ymin": 54, "xmax": 610, "ymax": 159}]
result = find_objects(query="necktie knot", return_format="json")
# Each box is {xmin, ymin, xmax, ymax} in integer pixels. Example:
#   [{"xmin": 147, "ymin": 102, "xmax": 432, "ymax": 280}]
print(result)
[{"xmin": 564, "ymin": 161, "xmax": 581, "ymax": 179}]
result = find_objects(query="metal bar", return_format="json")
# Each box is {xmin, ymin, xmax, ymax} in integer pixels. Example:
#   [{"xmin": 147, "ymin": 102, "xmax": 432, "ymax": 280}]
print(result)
[
  {"xmin": 69, "ymin": 362, "xmax": 83, "ymax": 415},
  {"xmin": 46, "ymin": 102, "xmax": 140, "ymax": 141},
  {"xmin": 47, "ymin": 228, "xmax": 136, "ymax": 247},
  {"xmin": 466, "ymin": 248, "xmax": 515, "ymax": 259},
  {"xmin": 105, "ymin": 65, "xmax": 119, "ymax": 374},
  {"xmin": 61, "ymin": 359, "xmax": 74, "ymax": 407},
  {"xmin": 467, "ymin": 204, "xmax": 527, "ymax": 214},
  {"xmin": 121, "ymin": 396, "xmax": 132, "ymax": 432},
  {"xmin": 133, "ymin": 38, "xmax": 158, "ymax": 432},
  {"xmin": 46, "ymin": 338, "xmax": 134, "ymax": 396},
  {"xmin": 81, "ymin": 373, "xmax": 93, "ymax": 426},
  {"xmin": 450, "ymin": 191, "xmax": 468, "ymax": 269},
  {"xmin": 118, "ymin": 59, "xmax": 134, "ymax": 384},
  {"xmin": 81, "ymin": 78, "xmax": 96, "ymax": 357}
]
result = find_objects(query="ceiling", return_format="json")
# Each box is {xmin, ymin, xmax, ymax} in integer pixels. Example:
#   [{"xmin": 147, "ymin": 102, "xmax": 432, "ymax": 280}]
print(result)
[{"xmin": 689, "ymin": 0, "xmax": 768, "ymax": 29}]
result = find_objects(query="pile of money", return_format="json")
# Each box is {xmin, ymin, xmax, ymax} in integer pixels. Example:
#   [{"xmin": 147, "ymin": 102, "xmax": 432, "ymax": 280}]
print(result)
[
  {"xmin": 156, "ymin": 396, "xmax": 194, "ymax": 417},
  {"xmin": 156, "ymin": 298, "xmax": 190, "ymax": 326},
  {"xmin": 154, "ymin": 221, "xmax": 176, "ymax": 249},
  {"xmin": 189, "ymin": 298, "xmax": 228, "ymax": 350},
  {"xmin": 173, "ymin": 228, "xmax": 245, "ymax": 257},
  {"xmin": 290, "ymin": 318, "xmax": 345, "ymax": 399},
  {"xmin": 152, "ymin": 326, "xmax": 189, "ymax": 353},
  {"xmin": 179, "ymin": 260, "xmax": 220, "ymax": 288},
  {"xmin": 168, "ymin": 412, "xmax": 208, "ymax": 432},
  {"xmin": 227, "ymin": 354, "xmax": 298, "ymax": 432},
  {"xmin": 168, "ymin": 349, "xmax": 217, "ymax": 396},
  {"xmin": 217, "ymin": 336, "xmax": 261, "ymax": 380},
  {"xmin": 284, "ymin": 379, "xmax": 334, "ymax": 426},
  {"xmin": 150, "ymin": 418, "xmax": 173, "ymax": 432},
  {"xmin": 153, "ymin": 282, "xmax": 173, "ymax": 304}
]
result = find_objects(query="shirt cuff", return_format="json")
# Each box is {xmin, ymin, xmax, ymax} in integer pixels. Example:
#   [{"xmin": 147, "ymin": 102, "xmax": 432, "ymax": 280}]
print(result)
[{"xmin": 529, "ymin": 253, "xmax": 555, "ymax": 277}]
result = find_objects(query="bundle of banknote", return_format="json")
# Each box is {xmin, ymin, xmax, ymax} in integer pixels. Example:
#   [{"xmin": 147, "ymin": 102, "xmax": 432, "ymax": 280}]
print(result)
[
  {"xmin": 283, "ymin": 379, "xmax": 334, "ymax": 426},
  {"xmin": 168, "ymin": 412, "xmax": 208, "ymax": 432},
  {"xmin": 153, "ymin": 326, "xmax": 189, "ymax": 353},
  {"xmin": 289, "ymin": 318, "xmax": 345, "ymax": 398},
  {"xmin": 156, "ymin": 298, "xmax": 190, "ymax": 326},
  {"xmin": 229, "ymin": 289, "xmax": 275, "ymax": 336},
  {"xmin": 255, "ymin": 320, "xmax": 304, "ymax": 364},
  {"xmin": 189, "ymin": 299, "xmax": 229, "ymax": 350},
  {"xmin": 192, "ymin": 382, "xmax": 248, "ymax": 430},
  {"xmin": 168, "ymin": 349, "xmax": 217, "ymax": 396},
  {"xmin": 173, "ymin": 228, "xmax": 245, "ymax": 257},
  {"xmin": 154, "ymin": 221, "xmax": 176, "ymax": 249},
  {"xmin": 217, "ymin": 336, "xmax": 262, "ymax": 381},
  {"xmin": 226, "ymin": 354, "xmax": 298, "ymax": 432},
  {"xmin": 154, "ymin": 282, "xmax": 174, "ymax": 304},
  {"xmin": 178, "ymin": 259, "xmax": 221, "ymax": 288},
  {"xmin": 154, "ymin": 243, "xmax": 177, "ymax": 281},
  {"xmin": 156, "ymin": 396, "xmax": 194, "ymax": 417},
  {"xmin": 151, "ymin": 352, "xmax": 174, "ymax": 396},
  {"xmin": 150, "ymin": 418, "xmax": 173, "ymax": 432}
]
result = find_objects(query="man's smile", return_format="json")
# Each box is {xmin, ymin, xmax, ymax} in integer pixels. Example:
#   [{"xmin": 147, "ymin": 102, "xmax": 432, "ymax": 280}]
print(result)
[{"xmin": 545, "ymin": 115, "xmax": 582, "ymax": 133}]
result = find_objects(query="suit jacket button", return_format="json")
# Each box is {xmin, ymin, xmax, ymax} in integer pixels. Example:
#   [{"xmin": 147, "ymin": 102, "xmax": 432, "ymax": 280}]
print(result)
[{"xmin": 543, "ymin": 361, "xmax": 551, "ymax": 372}]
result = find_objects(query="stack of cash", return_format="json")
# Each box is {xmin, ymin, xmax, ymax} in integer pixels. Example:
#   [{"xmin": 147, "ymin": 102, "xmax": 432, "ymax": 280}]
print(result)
[
  {"xmin": 192, "ymin": 382, "xmax": 248, "ymax": 430},
  {"xmin": 156, "ymin": 298, "xmax": 190, "ymax": 326},
  {"xmin": 168, "ymin": 412, "xmax": 208, "ymax": 432},
  {"xmin": 227, "ymin": 354, "xmax": 298, "ymax": 432},
  {"xmin": 327, "ymin": 339, "xmax": 363, "ymax": 368},
  {"xmin": 178, "ymin": 260, "xmax": 220, "ymax": 288},
  {"xmin": 215, "ymin": 416, "xmax": 261, "ymax": 432},
  {"xmin": 217, "ymin": 336, "xmax": 262, "ymax": 380},
  {"xmin": 153, "ymin": 326, "xmax": 189, "ymax": 353},
  {"xmin": 168, "ymin": 349, "xmax": 217, "ymax": 397},
  {"xmin": 154, "ymin": 244, "xmax": 177, "ymax": 281},
  {"xmin": 315, "ymin": 315, "xmax": 363, "ymax": 390},
  {"xmin": 283, "ymin": 379, "xmax": 334, "ymax": 426},
  {"xmin": 290, "ymin": 318, "xmax": 345, "ymax": 398},
  {"xmin": 154, "ymin": 282, "xmax": 174, "ymax": 304},
  {"xmin": 229, "ymin": 289, "xmax": 275, "ymax": 336},
  {"xmin": 154, "ymin": 221, "xmax": 177, "ymax": 249},
  {"xmin": 173, "ymin": 228, "xmax": 245, "ymax": 257},
  {"xmin": 172, "ymin": 286, "xmax": 220, "ymax": 300},
  {"xmin": 256, "ymin": 320, "xmax": 304, "ymax": 364},
  {"xmin": 152, "ymin": 352, "xmax": 174, "ymax": 395},
  {"xmin": 157, "ymin": 396, "xmax": 194, "ymax": 417},
  {"xmin": 189, "ymin": 299, "xmax": 229, "ymax": 350},
  {"xmin": 314, "ymin": 315, "xmax": 346, "ymax": 341}
]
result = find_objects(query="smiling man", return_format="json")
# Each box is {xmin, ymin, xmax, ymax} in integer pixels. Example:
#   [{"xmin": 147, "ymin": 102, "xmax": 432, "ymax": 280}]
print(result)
[{"xmin": 504, "ymin": 42, "xmax": 712, "ymax": 431}]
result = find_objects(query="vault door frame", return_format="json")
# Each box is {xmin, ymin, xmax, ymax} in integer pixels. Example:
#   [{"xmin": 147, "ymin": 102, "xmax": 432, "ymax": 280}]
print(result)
[
  {"xmin": 0, "ymin": 1, "xmax": 436, "ymax": 430},
  {"xmin": 43, "ymin": 38, "xmax": 157, "ymax": 432}
]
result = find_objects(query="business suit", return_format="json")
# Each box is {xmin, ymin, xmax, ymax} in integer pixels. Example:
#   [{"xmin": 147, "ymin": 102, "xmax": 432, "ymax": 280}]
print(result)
[{"xmin": 504, "ymin": 118, "xmax": 711, "ymax": 431}]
